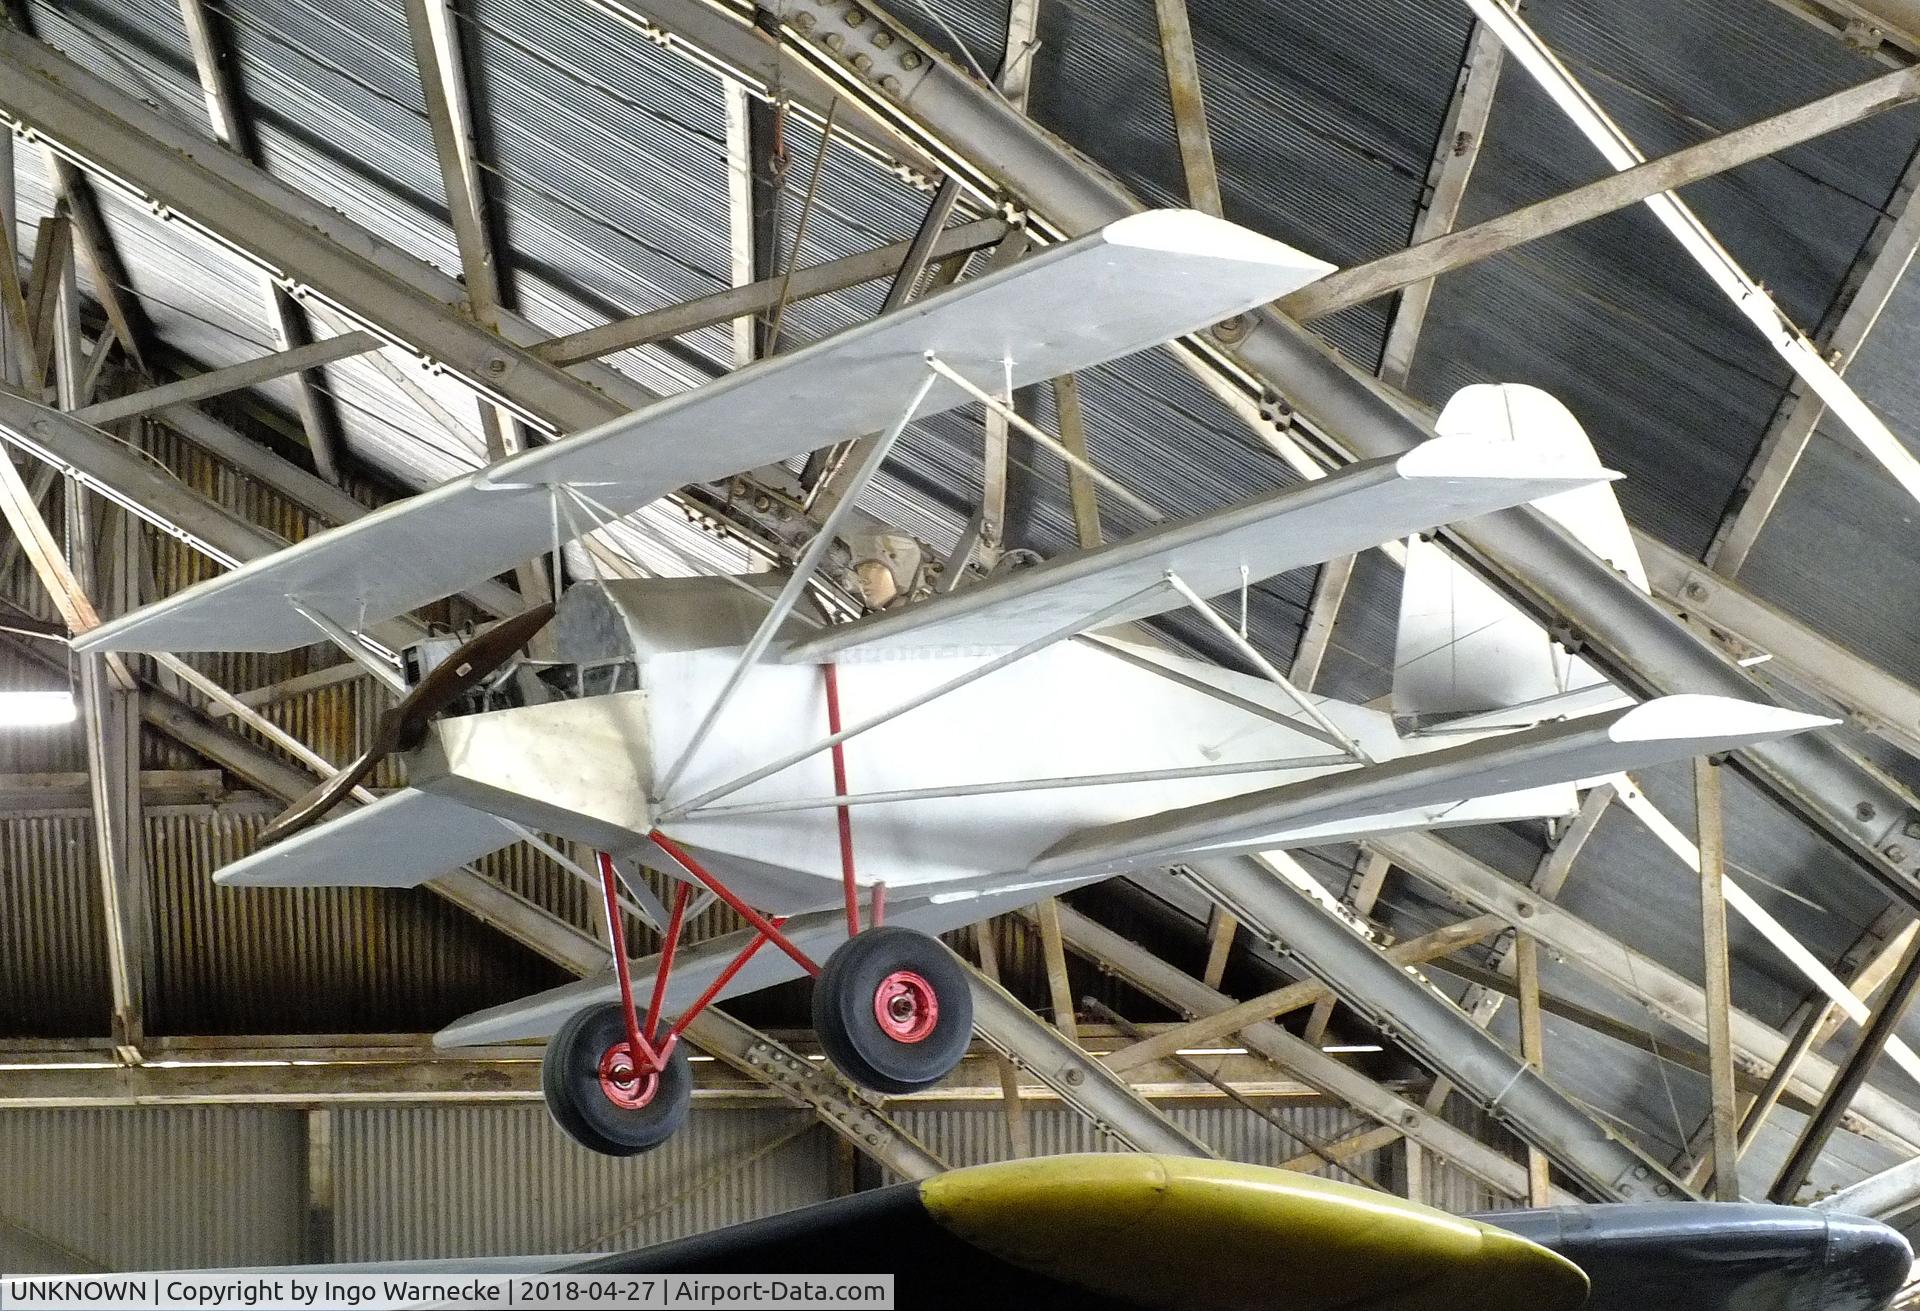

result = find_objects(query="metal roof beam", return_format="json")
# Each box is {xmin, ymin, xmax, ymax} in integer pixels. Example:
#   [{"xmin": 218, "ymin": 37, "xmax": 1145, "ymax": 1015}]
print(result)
[
  {"xmin": 1771, "ymin": 927, "xmax": 1920, "ymax": 1200},
  {"xmin": 533, "ymin": 206, "xmax": 1013, "ymax": 368},
  {"xmin": 1758, "ymin": 0, "xmax": 1919, "ymax": 65},
  {"xmin": 1153, "ymin": 0, "xmax": 1224, "ymax": 218},
  {"xmin": 1188, "ymin": 854, "xmax": 1691, "ymax": 1202},
  {"xmin": 1695, "ymin": 758, "xmax": 1740, "ymax": 1199},
  {"xmin": 403, "ymin": 0, "xmax": 550, "ymax": 611},
  {"xmin": 1372, "ymin": 829, "xmax": 1920, "ymax": 1154},
  {"xmin": 1102, "ymin": 911, "xmax": 1504, "ymax": 1073},
  {"xmin": 1375, "ymin": 20, "xmax": 1503, "ymax": 387},
  {"xmin": 50, "ymin": 267, "xmax": 148, "ymax": 1060},
  {"xmin": 0, "ymin": 1034, "xmax": 1323, "ymax": 1108},
  {"xmin": 1814, "ymin": 1148, "xmax": 1920, "ymax": 1220},
  {"xmin": 1467, "ymin": 0, "xmax": 1920, "ymax": 519},
  {"xmin": 1643, "ymin": 529, "xmax": 1920, "ymax": 760},
  {"xmin": 1001, "ymin": 0, "xmax": 1039, "ymax": 110},
  {"xmin": 0, "ymin": 768, "xmax": 225, "ymax": 814},
  {"xmin": 1043, "ymin": 898, "xmax": 1555, "ymax": 1201},
  {"xmin": 721, "ymin": 80, "xmax": 758, "ymax": 367},
  {"xmin": 68, "ymin": 332, "xmax": 378, "ymax": 428},
  {"xmin": 962, "ymin": 958, "xmax": 1216, "ymax": 1156},
  {"xmin": 176, "ymin": 0, "xmax": 349, "ymax": 484},
  {"xmin": 1708, "ymin": 142, "xmax": 1920, "ymax": 575},
  {"xmin": 1281, "ymin": 61, "xmax": 1920, "ymax": 323},
  {"xmin": 0, "ymin": 26, "xmax": 650, "ymax": 435},
  {"xmin": 581, "ymin": 0, "xmax": 937, "ymax": 178}
]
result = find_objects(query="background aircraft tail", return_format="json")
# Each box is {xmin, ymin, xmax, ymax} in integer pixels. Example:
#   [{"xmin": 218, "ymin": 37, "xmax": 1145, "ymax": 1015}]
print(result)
[{"xmin": 1393, "ymin": 384, "xmax": 1647, "ymax": 734}]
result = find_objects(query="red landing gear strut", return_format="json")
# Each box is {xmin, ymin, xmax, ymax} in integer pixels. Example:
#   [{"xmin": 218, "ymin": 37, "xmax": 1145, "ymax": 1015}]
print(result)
[{"xmin": 540, "ymin": 663, "xmax": 968, "ymax": 1156}]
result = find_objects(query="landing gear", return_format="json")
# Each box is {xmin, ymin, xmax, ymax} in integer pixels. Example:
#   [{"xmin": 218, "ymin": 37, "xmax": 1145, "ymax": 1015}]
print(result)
[
  {"xmin": 540, "ymin": 728, "xmax": 971, "ymax": 1153},
  {"xmin": 813, "ymin": 926, "xmax": 972, "ymax": 1094},
  {"xmin": 542, "ymin": 1001, "xmax": 692, "ymax": 1156}
]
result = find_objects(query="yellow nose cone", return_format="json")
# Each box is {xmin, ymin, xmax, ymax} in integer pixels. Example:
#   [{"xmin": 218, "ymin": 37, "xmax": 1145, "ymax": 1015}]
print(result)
[{"xmin": 920, "ymin": 1155, "xmax": 1588, "ymax": 1311}]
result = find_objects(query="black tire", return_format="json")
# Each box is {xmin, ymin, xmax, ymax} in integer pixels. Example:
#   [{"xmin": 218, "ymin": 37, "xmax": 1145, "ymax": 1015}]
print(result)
[
  {"xmin": 813, "ymin": 926, "xmax": 972, "ymax": 1094},
  {"xmin": 542, "ymin": 1002, "xmax": 692, "ymax": 1156}
]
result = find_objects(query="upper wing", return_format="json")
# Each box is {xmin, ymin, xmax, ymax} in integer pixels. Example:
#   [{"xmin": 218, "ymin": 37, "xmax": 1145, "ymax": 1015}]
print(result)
[
  {"xmin": 74, "ymin": 210, "xmax": 1331, "ymax": 654},
  {"xmin": 781, "ymin": 434, "xmax": 1618, "ymax": 664},
  {"xmin": 214, "ymin": 788, "xmax": 518, "ymax": 887},
  {"xmin": 1029, "ymin": 695, "xmax": 1835, "ymax": 879},
  {"xmin": 573, "ymin": 1154, "xmax": 1587, "ymax": 1311}
]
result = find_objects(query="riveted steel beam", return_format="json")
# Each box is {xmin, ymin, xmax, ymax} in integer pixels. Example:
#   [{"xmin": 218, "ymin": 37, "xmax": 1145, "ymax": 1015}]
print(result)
[
  {"xmin": 1044, "ymin": 899, "xmax": 1556, "ymax": 1201},
  {"xmin": 1186, "ymin": 855, "xmax": 1692, "ymax": 1202},
  {"xmin": 1374, "ymin": 829, "xmax": 1920, "ymax": 1155},
  {"xmin": 961, "ymin": 956, "xmax": 1214, "ymax": 1157}
]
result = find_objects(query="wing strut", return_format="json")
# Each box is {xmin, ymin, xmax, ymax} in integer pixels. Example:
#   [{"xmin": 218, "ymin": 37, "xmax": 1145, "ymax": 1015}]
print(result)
[
  {"xmin": 655, "ymin": 370, "xmax": 939, "ymax": 799},
  {"xmin": 1163, "ymin": 570, "xmax": 1374, "ymax": 764}
]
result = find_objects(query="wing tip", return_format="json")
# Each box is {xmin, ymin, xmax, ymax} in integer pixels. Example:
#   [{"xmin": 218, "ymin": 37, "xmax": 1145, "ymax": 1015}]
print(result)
[
  {"xmin": 1397, "ymin": 432, "xmax": 1623, "ymax": 487},
  {"xmin": 1103, "ymin": 209, "xmax": 1336, "ymax": 279},
  {"xmin": 1612, "ymin": 693, "xmax": 1837, "ymax": 745}
]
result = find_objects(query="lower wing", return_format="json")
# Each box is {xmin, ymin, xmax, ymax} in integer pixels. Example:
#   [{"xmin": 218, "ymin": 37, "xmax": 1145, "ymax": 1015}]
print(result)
[{"xmin": 1029, "ymin": 695, "xmax": 1834, "ymax": 880}]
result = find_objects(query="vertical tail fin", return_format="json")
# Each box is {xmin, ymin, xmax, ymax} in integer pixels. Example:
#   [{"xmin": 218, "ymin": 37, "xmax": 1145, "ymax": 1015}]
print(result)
[{"xmin": 1393, "ymin": 385, "xmax": 1646, "ymax": 731}]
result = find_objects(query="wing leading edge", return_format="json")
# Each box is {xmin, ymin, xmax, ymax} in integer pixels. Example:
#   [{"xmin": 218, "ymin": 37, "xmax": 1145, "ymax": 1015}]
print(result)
[{"xmin": 75, "ymin": 210, "xmax": 1331, "ymax": 655}]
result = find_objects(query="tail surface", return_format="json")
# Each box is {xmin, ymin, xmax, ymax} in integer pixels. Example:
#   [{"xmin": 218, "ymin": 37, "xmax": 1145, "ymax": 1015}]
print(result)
[{"xmin": 1394, "ymin": 384, "xmax": 1646, "ymax": 732}]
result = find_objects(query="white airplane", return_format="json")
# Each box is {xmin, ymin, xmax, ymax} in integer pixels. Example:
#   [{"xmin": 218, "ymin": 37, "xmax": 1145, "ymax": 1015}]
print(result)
[{"xmin": 71, "ymin": 210, "xmax": 1831, "ymax": 1156}]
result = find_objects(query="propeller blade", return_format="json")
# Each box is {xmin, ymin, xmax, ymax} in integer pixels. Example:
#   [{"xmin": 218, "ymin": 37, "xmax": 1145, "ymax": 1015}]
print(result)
[
  {"xmin": 256, "ymin": 602, "xmax": 557, "ymax": 846},
  {"xmin": 256, "ymin": 737, "xmax": 390, "ymax": 847}
]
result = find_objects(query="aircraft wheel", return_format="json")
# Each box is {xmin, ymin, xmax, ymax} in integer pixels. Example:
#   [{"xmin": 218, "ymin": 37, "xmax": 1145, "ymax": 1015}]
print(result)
[
  {"xmin": 542, "ymin": 1002, "xmax": 692, "ymax": 1156},
  {"xmin": 813, "ymin": 926, "xmax": 972, "ymax": 1094}
]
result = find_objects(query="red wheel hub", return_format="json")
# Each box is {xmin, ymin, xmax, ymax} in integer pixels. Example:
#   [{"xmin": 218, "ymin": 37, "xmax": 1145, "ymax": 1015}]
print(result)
[
  {"xmin": 873, "ymin": 969, "xmax": 939, "ymax": 1043},
  {"xmin": 597, "ymin": 1043, "xmax": 660, "ymax": 1110}
]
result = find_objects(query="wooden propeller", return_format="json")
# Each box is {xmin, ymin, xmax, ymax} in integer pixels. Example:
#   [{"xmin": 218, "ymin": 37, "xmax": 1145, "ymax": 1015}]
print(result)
[{"xmin": 257, "ymin": 602, "xmax": 557, "ymax": 847}]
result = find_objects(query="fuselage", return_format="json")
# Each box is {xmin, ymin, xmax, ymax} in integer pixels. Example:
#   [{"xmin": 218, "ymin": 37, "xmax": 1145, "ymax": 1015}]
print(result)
[{"xmin": 409, "ymin": 625, "xmax": 1584, "ymax": 915}]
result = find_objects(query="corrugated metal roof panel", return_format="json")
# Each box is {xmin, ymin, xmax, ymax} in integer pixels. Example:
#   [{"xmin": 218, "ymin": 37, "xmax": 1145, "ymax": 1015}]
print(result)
[
  {"xmin": 1408, "ymin": 0, "xmax": 1920, "ymax": 556},
  {"xmin": 0, "ymin": 815, "xmax": 111, "ymax": 1038},
  {"xmin": 142, "ymin": 808, "xmax": 566, "ymax": 1034}
]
